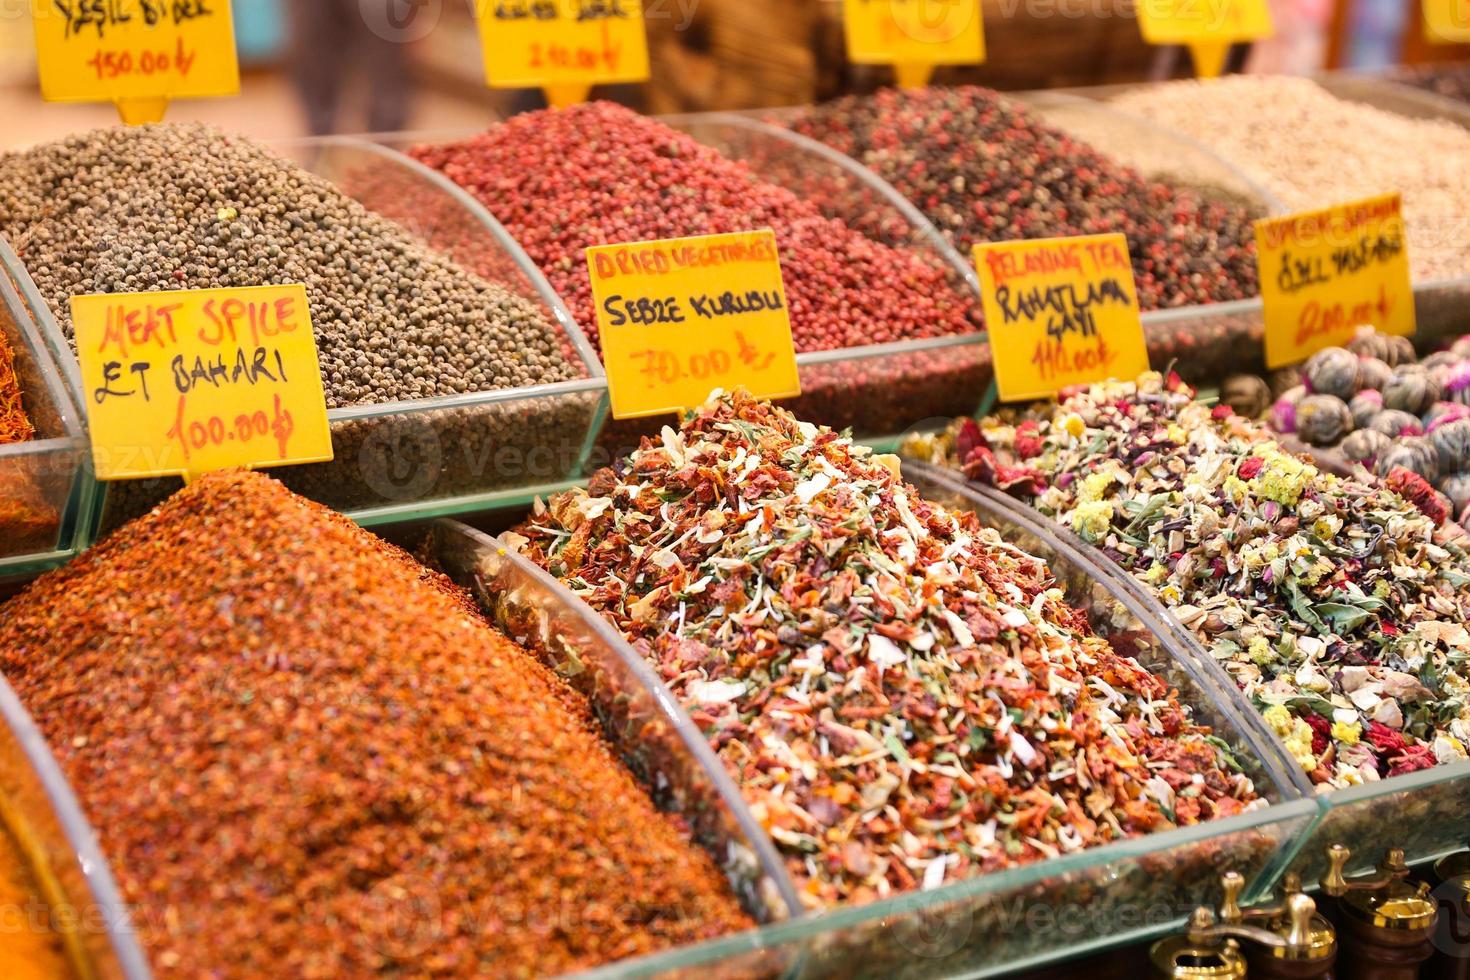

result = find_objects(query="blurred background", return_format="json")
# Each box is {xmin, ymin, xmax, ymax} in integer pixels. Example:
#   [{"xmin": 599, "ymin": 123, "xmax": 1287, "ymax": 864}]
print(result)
[{"xmin": 2, "ymin": 0, "xmax": 1469, "ymax": 146}]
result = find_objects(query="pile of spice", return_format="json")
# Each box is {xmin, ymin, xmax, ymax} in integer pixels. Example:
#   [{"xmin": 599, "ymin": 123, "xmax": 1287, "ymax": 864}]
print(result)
[
  {"xmin": 1396, "ymin": 65, "xmax": 1470, "ymax": 105},
  {"xmin": 410, "ymin": 102, "xmax": 980, "ymax": 355},
  {"xmin": 904, "ymin": 373, "xmax": 1470, "ymax": 790},
  {"xmin": 0, "ymin": 122, "xmax": 583, "ymax": 406},
  {"xmin": 781, "ymin": 86, "xmax": 1261, "ymax": 312},
  {"xmin": 512, "ymin": 390, "xmax": 1260, "ymax": 910},
  {"xmin": 0, "ymin": 330, "xmax": 32, "ymax": 446},
  {"xmin": 0, "ymin": 470, "xmax": 750, "ymax": 977},
  {"xmin": 1251, "ymin": 330, "xmax": 1470, "ymax": 523},
  {"xmin": 1111, "ymin": 76, "xmax": 1470, "ymax": 281}
]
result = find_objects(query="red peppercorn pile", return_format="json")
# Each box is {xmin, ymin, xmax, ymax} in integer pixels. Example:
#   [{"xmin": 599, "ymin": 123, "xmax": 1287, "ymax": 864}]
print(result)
[
  {"xmin": 411, "ymin": 102, "xmax": 981, "ymax": 354},
  {"xmin": 0, "ymin": 471, "xmax": 750, "ymax": 977},
  {"xmin": 783, "ymin": 87, "xmax": 1260, "ymax": 311}
]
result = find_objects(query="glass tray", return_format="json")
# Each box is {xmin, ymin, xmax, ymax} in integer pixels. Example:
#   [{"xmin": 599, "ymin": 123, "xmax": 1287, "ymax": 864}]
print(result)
[
  {"xmin": 0, "ymin": 674, "xmax": 149, "ymax": 979},
  {"xmin": 0, "ymin": 248, "xmax": 89, "ymax": 580},
  {"xmin": 903, "ymin": 460, "xmax": 1470, "ymax": 896},
  {"xmin": 0, "ymin": 137, "xmax": 608, "ymax": 541},
  {"xmin": 425, "ymin": 472, "xmax": 1317, "ymax": 978}
]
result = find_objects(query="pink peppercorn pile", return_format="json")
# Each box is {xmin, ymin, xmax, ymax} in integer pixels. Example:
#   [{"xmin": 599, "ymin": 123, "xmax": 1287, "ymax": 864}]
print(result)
[
  {"xmin": 411, "ymin": 102, "xmax": 980, "ymax": 355},
  {"xmin": 784, "ymin": 87, "xmax": 1260, "ymax": 311}
]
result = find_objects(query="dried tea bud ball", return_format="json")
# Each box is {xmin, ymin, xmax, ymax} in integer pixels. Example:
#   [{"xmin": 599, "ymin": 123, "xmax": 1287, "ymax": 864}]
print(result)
[
  {"xmin": 1221, "ymin": 374, "xmax": 1272, "ymax": 419},
  {"xmin": 1444, "ymin": 363, "xmax": 1470, "ymax": 405},
  {"xmin": 1368, "ymin": 409, "xmax": 1425, "ymax": 439},
  {"xmin": 1272, "ymin": 385, "xmax": 1306, "ymax": 434},
  {"xmin": 1295, "ymin": 394, "xmax": 1354, "ymax": 446},
  {"xmin": 1384, "ymin": 334, "xmax": 1417, "ymax": 367},
  {"xmin": 1304, "ymin": 346, "xmax": 1362, "ymax": 399},
  {"xmin": 1377, "ymin": 437, "xmax": 1441, "ymax": 483},
  {"xmin": 1356, "ymin": 356, "xmax": 1392, "ymax": 393},
  {"xmin": 1384, "ymin": 366, "xmax": 1442, "ymax": 416},
  {"xmin": 1342, "ymin": 428, "xmax": 1392, "ymax": 465},
  {"xmin": 1424, "ymin": 350, "xmax": 1461, "ymax": 372},
  {"xmin": 1426, "ymin": 402, "xmax": 1470, "ymax": 431},
  {"xmin": 1269, "ymin": 367, "xmax": 1303, "ymax": 399},
  {"xmin": 1453, "ymin": 335, "xmax": 1470, "ymax": 359},
  {"xmin": 1349, "ymin": 328, "xmax": 1400, "ymax": 365},
  {"xmin": 1440, "ymin": 472, "xmax": 1470, "ymax": 514},
  {"xmin": 1350, "ymin": 389, "xmax": 1384, "ymax": 429},
  {"xmin": 1430, "ymin": 418, "xmax": 1470, "ymax": 470}
]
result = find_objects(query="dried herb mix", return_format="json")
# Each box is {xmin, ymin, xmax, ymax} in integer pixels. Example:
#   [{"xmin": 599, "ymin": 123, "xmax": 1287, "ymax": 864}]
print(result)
[
  {"xmin": 0, "ymin": 470, "xmax": 750, "ymax": 977},
  {"xmin": 0, "ymin": 123, "xmax": 582, "ymax": 409},
  {"xmin": 411, "ymin": 102, "xmax": 980, "ymax": 355},
  {"xmin": 782, "ymin": 86, "xmax": 1260, "ymax": 311},
  {"xmin": 906, "ymin": 373, "xmax": 1470, "ymax": 789},
  {"xmin": 513, "ymin": 390, "xmax": 1260, "ymax": 910}
]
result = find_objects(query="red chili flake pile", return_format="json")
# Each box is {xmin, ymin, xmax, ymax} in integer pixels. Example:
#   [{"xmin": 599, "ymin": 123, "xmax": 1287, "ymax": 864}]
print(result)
[
  {"xmin": 0, "ymin": 470, "xmax": 750, "ymax": 977},
  {"xmin": 410, "ymin": 102, "xmax": 980, "ymax": 354},
  {"xmin": 0, "ymin": 330, "xmax": 34, "ymax": 446},
  {"xmin": 511, "ymin": 390, "xmax": 1260, "ymax": 910},
  {"xmin": 782, "ymin": 87, "xmax": 1260, "ymax": 311}
]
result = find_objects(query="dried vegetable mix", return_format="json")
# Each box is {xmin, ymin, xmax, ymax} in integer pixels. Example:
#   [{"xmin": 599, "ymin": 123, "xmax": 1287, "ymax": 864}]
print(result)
[
  {"xmin": 0, "ymin": 470, "xmax": 750, "ymax": 977},
  {"xmin": 781, "ymin": 86, "xmax": 1260, "ymax": 311},
  {"xmin": 905, "ymin": 373, "xmax": 1470, "ymax": 789},
  {"xmin": 410, "ymin": 102, "xmax": 980, "ymax": 355},
  {"xmin": 512, "ymin": 390, "xmax": 1260, "ymax": 910}
]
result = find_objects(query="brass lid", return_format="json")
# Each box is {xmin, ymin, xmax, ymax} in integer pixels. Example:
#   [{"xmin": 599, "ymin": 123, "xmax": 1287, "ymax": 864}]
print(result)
[
  {"xmin": 1150, "ymin": 935, "xmax": 1248, "ymax": 979},
  {"xmin": 1435, "ymin": 851, "xmax": 1470, "ymax": 884},
  {"xmin": 1343, "ymin": 883, "xmax": 1438, "ymax": 931},
  {"xmin": 1258, "ymin": 916, "xmax": 1336, "ymax": 961}
]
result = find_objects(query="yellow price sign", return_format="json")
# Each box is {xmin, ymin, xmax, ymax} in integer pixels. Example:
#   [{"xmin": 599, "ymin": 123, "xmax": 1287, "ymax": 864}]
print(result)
[
  {"xmin": 474, "ymin": 0, "xmax": 650, "ymax": 108},
  {"xmin": 1423, "ymin": 0, "xmax": 1470, "ymax": 43},
  {"xmin": 975, "ymin": 233, "xmax": 1150, "ymax": 402},
  {"xmin": 1255, "ymin": 193, "xmax": 1414, "ymax": 370},
  {"xmin": 71, "ymin": 285, "xmax": 333, "ymax": 482},
  {"xmin": 31, "ymin": 0, "xmax": 239, "ymax": 124},
  {"xmin": 1136, "ymin": 0, "xmax": 1273, "ymax": 77},
  {"xmin": 587, "ymin": 230, "xmax": 801, "ymax": 420},
  {"xmin": 844, "ymin": 0, "xmax": 985, "ymax": 88}
]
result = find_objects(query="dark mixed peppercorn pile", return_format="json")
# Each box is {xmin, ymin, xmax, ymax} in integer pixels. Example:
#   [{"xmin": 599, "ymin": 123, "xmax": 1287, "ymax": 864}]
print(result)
[
  {"xmin": 411, "ymin": 102, "xmax": 981, "ymax": 354},
  {"xmin": 0, "ymin": 470, "xmax": 750, "ymax": 977},
  {"xmin": 783, "ymin": 86, "xmax": 1260, "ymax": 311}
]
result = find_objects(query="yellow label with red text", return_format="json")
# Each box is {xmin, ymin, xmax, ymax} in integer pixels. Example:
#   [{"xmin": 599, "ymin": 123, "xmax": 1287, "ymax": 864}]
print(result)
[
  {"xmin": 1423, "ymin": 0, "xmax": 1470, "ymax": 44},
  {"xmin": 843, "ymin": 0, "xmax": 985, "ymax": 65},
  {"xmin": 975, "ymin": 233, "xmax": 1149, "ymax": 403},
  {"xmin": 31, "ymin": 0, "xmax": 239, "ymax": 104},
  {"xmin": 475, "ymin": 0, "xmax": 649, "ymax": 89},
  {"xmin": 1256, "ymin": 193, "xmax": 1413, "ymax": 369},
  {"xmin": 588, "ymin": 230, "xmax": 801, "ymax": 420},
  {"xmin": 71, "ymin": 285, "xmax": 333, "ymax": 481}
]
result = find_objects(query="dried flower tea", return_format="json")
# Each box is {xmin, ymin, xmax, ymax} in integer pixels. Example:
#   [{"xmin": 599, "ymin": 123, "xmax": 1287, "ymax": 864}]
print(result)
[
  {"xmin": 513, "ymin": 390, "xmax": 1260, "ymax": 910},
  {"xmin": 0, "ymin": 471, "xmax": 750, "ymax": 977},
  {"xmin": 906, "ymin": 373, "xmax": 1470, "ymax": 789}
]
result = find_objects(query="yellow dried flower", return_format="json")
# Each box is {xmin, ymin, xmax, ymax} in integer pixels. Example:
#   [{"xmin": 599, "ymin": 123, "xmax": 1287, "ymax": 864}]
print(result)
[
  {"xmin": 1078, "ymin": 471, "xmax": 1115, "ymax": 504},
  {"xmin": 1248, "ymin": 636, "xmax": 1273, "ymax": 665},
  {"xmin": 1252, "ymin": 448, "xmax": 1317, "ymax": 507},
  {"xmin": 1144, "ymin": 562, "xmax": 1169, "ymax": 585},
  {"xmin": 1331, "ymin": 720, "xmax": 1361, "ymax": 745},
  {"xmin": 1071, "ymin": 499, "xmax": 1113, "ymax": 540},
  {"xmin": 1263, "ymin": 704, "xmax": 1293, "ymax": 736}
]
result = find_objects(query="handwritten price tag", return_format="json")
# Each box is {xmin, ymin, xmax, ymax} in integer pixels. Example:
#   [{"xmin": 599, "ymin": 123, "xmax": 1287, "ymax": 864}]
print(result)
[
  {"xmin": 975, "ymin": 233, "xmax": 1150, "ymax": 402},
  {"xmin": 843, "ymin": 0, "xmax": 985, "ymax": 87},
  {"xmin": 588, "ymin": 230, "xmax": 801, "ymax": 420},
  {"xmin": 475, "ymin": 0, "xmax": 649, "ymax": 107},
  {"xmin": 1255, "ymin": 194, "xmax": 1413, "ymax": 369},
  {"xmin": 71, "ymin": 285, "xmax": 333, "ymax": 482},
  {"xmin": 31, "ymin": 0, "xmax": 239, "ymax": 122},
  {"xmin": 1135, "ymin": 0, "xmax": 1272, "ymax": 77},
  {"xmin": 1424, "ymin": 0, "xmax": 1470, "ymax": 42}
]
